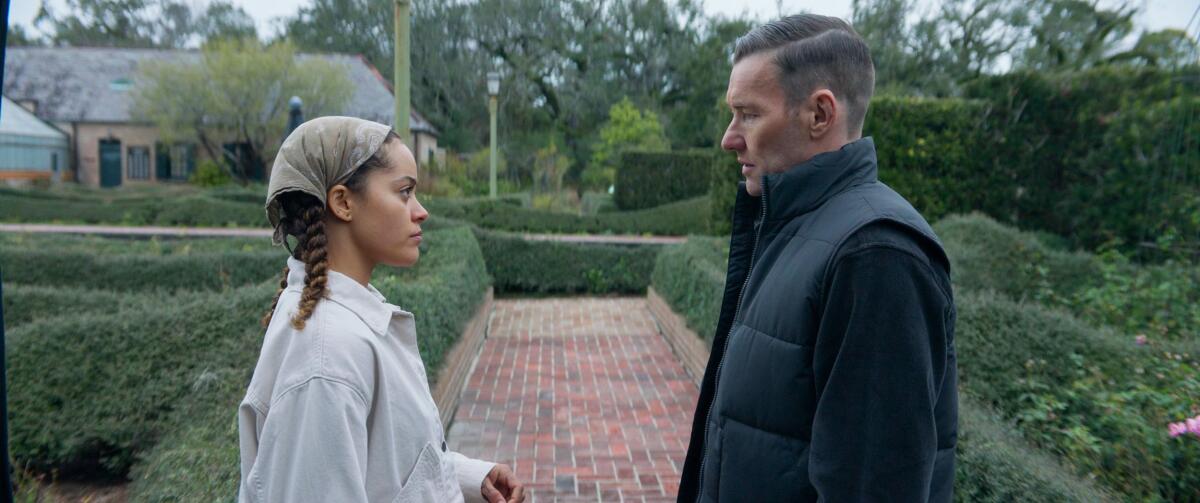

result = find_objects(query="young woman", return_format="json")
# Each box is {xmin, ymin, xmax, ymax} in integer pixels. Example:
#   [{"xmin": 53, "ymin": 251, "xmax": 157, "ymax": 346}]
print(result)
[{"xmin": 238, "ymin": 116, "xmax": 524, "ymax": 503}]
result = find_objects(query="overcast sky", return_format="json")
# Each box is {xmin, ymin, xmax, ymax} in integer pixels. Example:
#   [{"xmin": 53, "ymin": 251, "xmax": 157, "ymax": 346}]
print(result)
[{"xmin": 9, "ymin": 0, "xmax": 1198, "ymax": 40}]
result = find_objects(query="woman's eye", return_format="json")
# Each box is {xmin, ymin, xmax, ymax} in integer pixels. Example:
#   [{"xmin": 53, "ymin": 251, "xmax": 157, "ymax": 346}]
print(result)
[{"xmin": 399, "ymin": 187, "xmax": 413, "ymax": 197}]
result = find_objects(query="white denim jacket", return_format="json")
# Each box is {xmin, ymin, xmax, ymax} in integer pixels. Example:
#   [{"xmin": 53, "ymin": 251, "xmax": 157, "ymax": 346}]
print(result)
[{"xmin": 237, "ymin": 257, "xmax": 494, "ymax": 503}]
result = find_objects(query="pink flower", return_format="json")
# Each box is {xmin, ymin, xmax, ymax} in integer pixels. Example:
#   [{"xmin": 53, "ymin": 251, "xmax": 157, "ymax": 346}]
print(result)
[
  {"xmin": 1135, "ymin": 335, "xmax": 1148, "ymax": 346},
  {"xmin": 1170, "ymin": 423, "xmax": 1187, "ymax": 437},
  {"xmin": 1190, "ymin": 417, "xmax": 1200, "ymax": 435}
]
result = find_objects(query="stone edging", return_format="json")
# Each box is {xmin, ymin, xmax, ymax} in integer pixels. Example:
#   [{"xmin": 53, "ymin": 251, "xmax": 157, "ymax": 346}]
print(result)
[
  {"xmin": 647, "ymin": 287, "xmax": 711, "ymax": 385},
  {"xmin": 433, "ymin": 287, "xmax": 494, "ymax": 428}
]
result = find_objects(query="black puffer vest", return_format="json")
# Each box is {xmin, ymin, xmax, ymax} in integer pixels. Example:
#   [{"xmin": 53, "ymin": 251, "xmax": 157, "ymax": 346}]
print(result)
[{"xmin": 677, "ymin": 138, "xmax": 953, "ymax": 502}]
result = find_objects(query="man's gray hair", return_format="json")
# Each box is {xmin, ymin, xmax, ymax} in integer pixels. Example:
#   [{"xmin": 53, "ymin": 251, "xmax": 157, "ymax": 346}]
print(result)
[{"xmin": 734, "ymin": 14, "xmax": 875, "ymax": 135}]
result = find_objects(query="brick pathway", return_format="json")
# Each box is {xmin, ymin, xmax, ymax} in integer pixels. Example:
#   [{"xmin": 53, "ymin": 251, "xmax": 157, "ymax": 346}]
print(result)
[{"xmin": 448, "ymin": 298, "xmax": 699, "ymax": 502}]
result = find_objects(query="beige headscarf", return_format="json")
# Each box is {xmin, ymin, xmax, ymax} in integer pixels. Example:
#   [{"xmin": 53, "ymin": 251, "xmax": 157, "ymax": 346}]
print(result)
[{"xmin": 265, "ymin": 116, "xmax": 392, "ymax": 246}]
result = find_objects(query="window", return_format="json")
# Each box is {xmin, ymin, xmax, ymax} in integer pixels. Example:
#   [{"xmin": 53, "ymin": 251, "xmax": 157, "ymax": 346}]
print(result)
[
  {"xmin": 51, "ymin": 152, "xmax": 59, "ymax": 173},
  {"xmin": 127, "ymin": 146, "xmax": 150, "ymax": 180},
  {"xmin": 171, "ymin": 144, "xmax": 193, "ymax": 180}
]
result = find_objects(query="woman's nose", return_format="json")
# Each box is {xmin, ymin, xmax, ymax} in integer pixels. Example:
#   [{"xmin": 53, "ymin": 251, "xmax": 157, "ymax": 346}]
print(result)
[{"xmin": 412, "ymin": 198, "xmax": 429, "ymax": 223}]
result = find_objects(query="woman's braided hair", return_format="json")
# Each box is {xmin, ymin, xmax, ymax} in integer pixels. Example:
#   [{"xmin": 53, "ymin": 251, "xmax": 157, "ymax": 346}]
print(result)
[{"xmin": 261, "ymin": 130, "xmax": 401, "ymax": 330}]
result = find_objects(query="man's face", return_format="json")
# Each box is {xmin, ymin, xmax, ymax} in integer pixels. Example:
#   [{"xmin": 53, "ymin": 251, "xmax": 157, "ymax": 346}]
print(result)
[{"xmin": 720, "ymin": 51, "xmax": 809, "ymax": 197}]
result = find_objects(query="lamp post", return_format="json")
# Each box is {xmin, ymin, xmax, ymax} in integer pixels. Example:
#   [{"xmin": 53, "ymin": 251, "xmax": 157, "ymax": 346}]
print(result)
[
  {"xmin": 487, "ymin": 71, "xmax": 499, "ymax": 199},
  {"xmin": 394, "ymin": 0, "xmax": 411, "ymax": 145}
]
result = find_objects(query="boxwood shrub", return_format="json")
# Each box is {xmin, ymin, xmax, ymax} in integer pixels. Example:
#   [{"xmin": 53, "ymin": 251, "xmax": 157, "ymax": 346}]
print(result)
[
  {"xmin": 0, "ymin": 248, "xmax": 287, "ymax": 292},
  {"xmin": 8, "ymin": 227, "xmax": 490, "ymax": 491},
  {"xmin": 651, "ymin": 236, "xmax": 728, "ymax": 343},
  {"xmin": 424, "ymin": 195, "xmax": 710, "ymax": 235},
  {"xmin": 472, "ymin": 227, "xmax": 658, "ymax": 294},
  {"xmin": 615, "ymin": 150, "xmax": 716, "ymax": 211},
  {"xmin": 126, "ymin": 226, "xmax": 489, "ymax": 500}
]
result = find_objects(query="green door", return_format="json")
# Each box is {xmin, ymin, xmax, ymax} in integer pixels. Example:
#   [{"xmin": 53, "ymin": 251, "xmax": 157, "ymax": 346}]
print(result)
[{"xmin": 99, "ymin": 139, "xmax": 122, "ymax": 188}]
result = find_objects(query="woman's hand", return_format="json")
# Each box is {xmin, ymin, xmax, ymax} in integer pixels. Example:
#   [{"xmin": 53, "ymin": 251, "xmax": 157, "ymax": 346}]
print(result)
[{"xmin": 482, "ymin": 463, "xmax": 525, "ymax": 503}]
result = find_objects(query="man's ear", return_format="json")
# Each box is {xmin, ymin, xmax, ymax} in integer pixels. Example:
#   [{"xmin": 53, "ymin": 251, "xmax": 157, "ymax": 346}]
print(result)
[
  {"xmin": 808, "ymin": 89, "xmax": 838, "ymax": 140},
  {"xmin": 327, "ymin": 185, "xmax": 354, "ymax": 222}
]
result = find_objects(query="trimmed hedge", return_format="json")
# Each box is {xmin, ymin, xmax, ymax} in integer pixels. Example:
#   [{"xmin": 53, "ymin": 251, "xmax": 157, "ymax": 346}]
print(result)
[
  {"xmin": 708, "ymin": 149, "xmax": 741, "ymax": 236},
  {"xmin": 425, "ymin": 195, "xmax": 710, "ymax": 235},
  {"xmin": 934, "ymin": 213, "xmax": 1100, "ymax": 302},
  {"xmin": 2, "ymin": 284, "xmax": 207, "ymax": 329},
  {"xmin": 651, "ymin": 236, "xmax": 727, "ymax": 343},
  {"xmin": 472, "ymin": 227, "xmax": 658, "ymax": 294},
  {"xmin": 615, "ymin": 150, "xmax": 716, "ymax": 211},
  {"xmin": 126, "ymin": 226, "xmax": 489, "ymax": 500},
  {"xmin": 6, "ymin": 227, "xmax": 489, "ymax": 492},
  {"xmin": 707, "ymin": 69, "xmax": 1200, "ymax": 256},
  {"xmin": 956, "ymin": 290, "xmax": 1200, "ymax": 501},
  {"xmin": 7, "ymin": 284, "xmax": 276, "ymax": 475},
  {"xmin": 0, "ymin": 191, "xmax": 265, "ymax": 227},
  {"xmin": 0, "ymin": 248, "xmax": 287, "ymax": 292},
  {"xmin": 955, "ymin": 394, "xmax": 1116, "ymax": 502},
  {"xmin": 648, "ymin": 216, "xmax": 1180, "ymax": 499},
  {"xmin": 0, "ymin": 232, "xmax": 272, "ymax": 256},
  {"xmin": 937, "ymin": 213, "xmax": 1200, "ymax": 344}
]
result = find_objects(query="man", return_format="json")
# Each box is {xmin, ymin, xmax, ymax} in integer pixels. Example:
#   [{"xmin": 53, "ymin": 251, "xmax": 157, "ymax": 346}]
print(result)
[{"xmin": 677, "ymin": 14, "xmax": 958, "ymax": 502}]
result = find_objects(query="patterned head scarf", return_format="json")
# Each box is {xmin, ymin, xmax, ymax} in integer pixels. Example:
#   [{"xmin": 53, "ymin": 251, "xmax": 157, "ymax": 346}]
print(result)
[{"xmin": 265, "ymin": 116, "xmax": 392, "ymax": 246}]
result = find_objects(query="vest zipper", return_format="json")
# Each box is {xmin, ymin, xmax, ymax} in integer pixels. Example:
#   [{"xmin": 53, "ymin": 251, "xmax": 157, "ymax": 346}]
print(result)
[{"xmin": 696, "ymin": 178, "xmax": 768, "ymax": 501}]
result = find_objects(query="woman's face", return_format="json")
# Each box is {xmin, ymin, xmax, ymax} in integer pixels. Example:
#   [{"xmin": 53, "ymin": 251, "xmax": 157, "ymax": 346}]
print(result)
[{"xmin": 346, "ymin": 142, "xmax": 429, "ymax": 267}]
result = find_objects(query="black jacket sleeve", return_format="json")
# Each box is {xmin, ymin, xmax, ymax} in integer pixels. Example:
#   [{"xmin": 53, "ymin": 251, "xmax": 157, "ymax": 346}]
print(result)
[{"xmin": 807, "ymin": 235, "xmax": 954, "ymax": 502}]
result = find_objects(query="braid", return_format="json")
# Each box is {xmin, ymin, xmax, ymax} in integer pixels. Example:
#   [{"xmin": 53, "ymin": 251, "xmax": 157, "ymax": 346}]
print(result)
[
  {"xmin": 291, "ymin": 204, "xmax": 329, "ymax": 330},
  {"xmin": 260, "ymin": 265, "xmax": 290, "ymax": 328}
]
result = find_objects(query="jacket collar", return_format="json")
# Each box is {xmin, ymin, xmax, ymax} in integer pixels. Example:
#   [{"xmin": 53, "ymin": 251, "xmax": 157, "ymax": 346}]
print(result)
[
  {"xmin": 285, "ymin": 256, "xmax": 408, "ymax": 337},
  {"xmin": 760, "ymin": 137, "xmax": 879, "ymax": 222}
]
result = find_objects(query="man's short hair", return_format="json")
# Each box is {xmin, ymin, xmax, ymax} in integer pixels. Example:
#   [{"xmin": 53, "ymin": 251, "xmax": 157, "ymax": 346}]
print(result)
[{"xmin": 733, "ymin": 14, "xmax": 875, "ymax": 136}]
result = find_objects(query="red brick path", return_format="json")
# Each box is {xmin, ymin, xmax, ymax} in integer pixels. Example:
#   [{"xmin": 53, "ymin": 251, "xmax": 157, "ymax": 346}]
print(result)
[{"xmin": 448, "ymin": 298, "xmax": 699, "ymax": 502}]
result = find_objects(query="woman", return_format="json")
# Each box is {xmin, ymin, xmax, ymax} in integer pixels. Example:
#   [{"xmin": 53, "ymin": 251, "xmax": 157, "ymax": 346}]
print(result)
[{"xmin": 238, "ymin": 116, "xmax": 524, "ymax": 503}]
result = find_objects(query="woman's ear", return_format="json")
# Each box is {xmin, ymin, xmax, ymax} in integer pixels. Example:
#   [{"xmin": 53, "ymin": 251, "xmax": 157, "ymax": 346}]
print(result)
[{"xmin": 327, "ymin": 185, "xmax": 354, "ymax": 222}]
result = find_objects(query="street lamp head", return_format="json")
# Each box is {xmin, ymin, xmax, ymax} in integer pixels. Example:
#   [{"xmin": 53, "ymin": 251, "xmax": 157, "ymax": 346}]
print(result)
[
  {"xmin": 487, "ymin": 72, "xmax": 500, "ymax": 97},
  {"xmin": 289, "ymin": 96, "xmax": 303, "ymax": 110}
]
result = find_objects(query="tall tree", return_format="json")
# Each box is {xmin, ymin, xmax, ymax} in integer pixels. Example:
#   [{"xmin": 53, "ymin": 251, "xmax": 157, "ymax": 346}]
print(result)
[
  {"xmin": 132, "ymin": 38, "xmax": 353, "ymax": 181},
  {"xmin": 1021, "ymin": 0, "xmax": 1138, "ymax": 71},
  {"xmin": 34, "ymin": 0, "xmax": 255, "ymax": 48}
]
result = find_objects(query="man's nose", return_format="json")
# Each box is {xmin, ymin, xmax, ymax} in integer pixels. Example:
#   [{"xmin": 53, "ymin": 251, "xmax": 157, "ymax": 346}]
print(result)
[{"xmin": 721, "ymin": 127, "xmax": 745, "ymax": 152}]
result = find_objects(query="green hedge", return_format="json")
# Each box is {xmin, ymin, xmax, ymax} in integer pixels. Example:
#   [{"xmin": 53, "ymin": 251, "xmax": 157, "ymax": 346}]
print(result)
[
  {"xmin": 956, "ymin": 290, "xmax": 1200, "ymax": 501},
  {"xmin": 126, "ymin": 226, "xmax": 489, "ymax": 500},
  {"xmin": 651, "ymin": 236, "xmax": 727, "ymax": 343},
  {"xmin": 0, "ymin": 191, "xmax": 267, "ymax": 227},
  {"xmin": 425, "ymin": 195, "xmax": 710, "ymax": 235},
  {"xmin": 615, "ymin": 150, "xmax": 716, "ymax": 211},
  {"xmin": 955, "ymin": 394, "xmax": 1116, "ymax": 502},
  {"xmin": 472, "ymin": 228, "xmax": 658, "ymax": 294},
  {"xmin": 937, "ymin": 213, "xmax": 1200, "ymax": 344},
  {"xmin": 708, "ymin": 150, "xmax": 741, "ymax": 236},
  {"xmin": 707, "ymin": 69, "xmax": 1200, "ymax": 257},
  {"xmin": 935, "ymin": 213, "xmax": 1101, "ymax": 302},
  {"xmin": 0, "ymin": 232, "xmax": 272, "ymax": 255},
  {"xmin": 962, "ymin": 68, "xmax": 1199, "ymax": 257},
  {"xmin": 647, "ymin": 225, "xmax": 1117, "ymax": 501},
  {"xmin": 2, "ymin": 284, "xmax": 209, "ymax": 330},
  {"xmin": 866, "ymin": 97, "xmax": 995, "ymax": 222},
  {"xmin": 0, "ymin": 248, "xmax": 287, "ymax": 292},
  {"xmin": 7, "ymin": 284, "xmax": 275, "ymax": 475},
  {"xmin": 4, "ymin": 227, "xmax": 489, "ymax": 493}
]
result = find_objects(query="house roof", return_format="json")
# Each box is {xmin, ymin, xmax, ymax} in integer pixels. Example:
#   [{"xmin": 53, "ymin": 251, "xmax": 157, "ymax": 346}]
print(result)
[
  {"xmin": 1, "ymin": 46, "xmax": 437, "ymax": 135},
  {"xmin": 0, "ymin": 95, "xmax": 69, "ymax": 143}
]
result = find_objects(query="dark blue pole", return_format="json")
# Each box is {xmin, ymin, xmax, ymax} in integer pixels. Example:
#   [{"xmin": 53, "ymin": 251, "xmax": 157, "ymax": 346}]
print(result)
[
  {"xmin": 287, "ymin": 96, "xmax": 304, "ymax": 137},
  {"xmin": 1, "ymin": 0, "xmax": 17, "ymax": 497}
]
